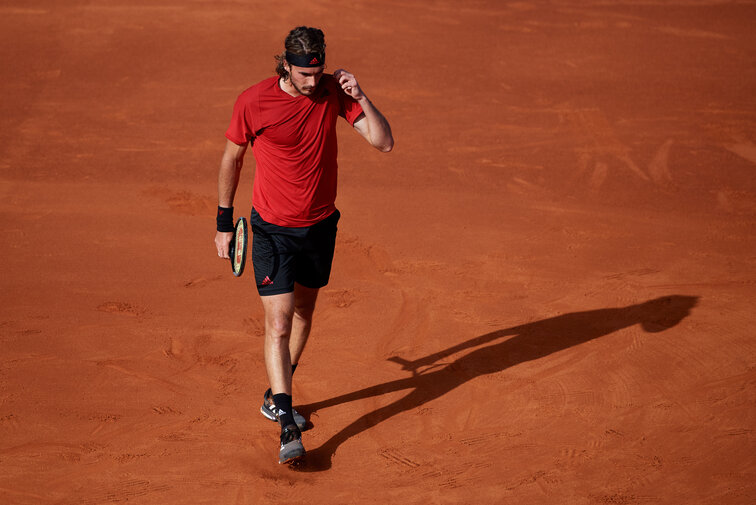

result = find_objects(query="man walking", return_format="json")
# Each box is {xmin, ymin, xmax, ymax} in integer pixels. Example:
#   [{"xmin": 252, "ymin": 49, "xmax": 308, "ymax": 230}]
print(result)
[{"xmin": 214, "ymin": 26, "xmax": 393, "ymax": 464}]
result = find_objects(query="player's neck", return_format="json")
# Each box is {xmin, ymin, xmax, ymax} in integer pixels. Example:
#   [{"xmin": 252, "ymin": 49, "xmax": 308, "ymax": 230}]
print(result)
[{"xmin": 279, "ymin": 77, "xmax": 301, "ymax": 97}]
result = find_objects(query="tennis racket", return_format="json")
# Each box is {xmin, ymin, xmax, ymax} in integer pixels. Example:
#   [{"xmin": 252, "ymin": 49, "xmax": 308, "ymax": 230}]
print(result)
[{"xmin": 229, "ymin": 217, "xmax": 248, "ymax": 277}]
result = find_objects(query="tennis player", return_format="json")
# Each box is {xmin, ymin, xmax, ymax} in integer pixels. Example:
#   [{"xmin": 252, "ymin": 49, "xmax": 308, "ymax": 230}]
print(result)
[{"xmin": 214, "ymin": 26, "xmax": 393, "ymax": 464}]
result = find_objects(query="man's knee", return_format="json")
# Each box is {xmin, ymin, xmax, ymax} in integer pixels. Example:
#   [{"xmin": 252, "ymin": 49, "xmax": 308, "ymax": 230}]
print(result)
[
  {"xmin": 293, "ymin": 285, "xmax": 319, "ymax": 322},
  {"xmin": 265, "ymin": 311, "xmax": 294, "ymax": 341},
  {"xmin": 293, "ymin": 302, "xmax": 316, "ymax": 323}
]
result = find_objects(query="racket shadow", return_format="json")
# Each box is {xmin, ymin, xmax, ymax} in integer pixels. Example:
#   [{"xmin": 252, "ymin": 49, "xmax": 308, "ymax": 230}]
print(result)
[{"xmin": 292, "ymin": 295, "xmax": 698, "ymax": 472}]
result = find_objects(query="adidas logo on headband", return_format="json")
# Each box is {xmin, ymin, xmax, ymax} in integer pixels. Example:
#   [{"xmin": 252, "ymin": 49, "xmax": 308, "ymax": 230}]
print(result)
[{"xmin": 285, "ymin": 51, "xmax": 325, "ymax": 68}]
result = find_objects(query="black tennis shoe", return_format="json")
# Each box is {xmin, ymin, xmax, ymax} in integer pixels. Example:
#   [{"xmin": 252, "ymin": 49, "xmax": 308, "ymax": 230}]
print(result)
[{"xmin": 279, "ymin": 424, "xmax": 305, "ymax": 464}]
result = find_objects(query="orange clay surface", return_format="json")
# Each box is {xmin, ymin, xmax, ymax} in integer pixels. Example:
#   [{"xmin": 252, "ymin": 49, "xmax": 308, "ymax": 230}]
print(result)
[{"xmin": 1, "ymin": 1, "xmax": 755, "ymax": 504}]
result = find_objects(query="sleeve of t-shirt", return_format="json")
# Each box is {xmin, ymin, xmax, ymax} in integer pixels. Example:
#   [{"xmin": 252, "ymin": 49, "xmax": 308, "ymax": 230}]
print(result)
[
  {"xmin": 339, "ymin": 91, "xmax": 364, "ymax": 126},
  {"xmin": 225, "ymin": 90, "xmax": 257, "ymax": 145}
]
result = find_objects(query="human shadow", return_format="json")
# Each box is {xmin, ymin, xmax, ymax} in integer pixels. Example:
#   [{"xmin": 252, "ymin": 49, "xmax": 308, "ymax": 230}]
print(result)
[{"xmin": 292, "ymin": 295, "xmax": 698, "ymax": 471}]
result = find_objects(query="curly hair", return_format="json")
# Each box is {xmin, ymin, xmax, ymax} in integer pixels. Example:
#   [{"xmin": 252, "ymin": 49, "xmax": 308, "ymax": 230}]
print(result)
[{"xmin": 275, "ymin": 26, "xmax": 326, "ymax": 80}]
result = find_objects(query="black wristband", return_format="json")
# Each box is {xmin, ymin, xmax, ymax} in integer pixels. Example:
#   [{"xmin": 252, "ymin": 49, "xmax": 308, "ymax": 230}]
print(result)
[{"xmin": 216, "ymin": 206, "xmax": 234, "ymax": 232}]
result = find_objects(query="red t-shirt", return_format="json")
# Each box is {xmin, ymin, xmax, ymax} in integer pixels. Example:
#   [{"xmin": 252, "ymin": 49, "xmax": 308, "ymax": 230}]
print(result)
[{"xmin": 225, "ymin": 75, "xmax": 364, "ymax": 227}]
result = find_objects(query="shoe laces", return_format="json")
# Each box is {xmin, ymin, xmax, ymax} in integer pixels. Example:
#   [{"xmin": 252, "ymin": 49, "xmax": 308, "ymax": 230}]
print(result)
[{"xmin": 280, "ymin": 424, "xmax": 301, "ymax": 445}]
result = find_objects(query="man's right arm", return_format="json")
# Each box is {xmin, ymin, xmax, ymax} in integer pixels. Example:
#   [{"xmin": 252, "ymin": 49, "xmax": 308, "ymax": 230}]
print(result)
[{"xmin": 215, "ymin": 139, "xmax": 248, "ymax": 258}]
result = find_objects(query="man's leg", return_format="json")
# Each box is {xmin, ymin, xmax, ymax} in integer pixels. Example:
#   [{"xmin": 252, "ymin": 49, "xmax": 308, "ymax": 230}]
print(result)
[
  {"xmin": 261, "ymin": 284, "xmax": 319, "ymax": 394},
  {"xmin": 261, "ymin": 292, "xmax": 296, "ymax": 396},
  {"xmin": 260, "ymin": 288, "xmax": 316, "ymax": 464},
  {"xmin": 289, "ymin": 283, "xmax": 319, "ymax": 367}
]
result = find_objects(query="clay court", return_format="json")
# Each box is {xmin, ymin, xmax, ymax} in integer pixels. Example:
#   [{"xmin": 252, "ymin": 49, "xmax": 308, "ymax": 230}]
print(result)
[{"xmin": 1, "ymin": 1, "xmax": 755, "ymax": 503}]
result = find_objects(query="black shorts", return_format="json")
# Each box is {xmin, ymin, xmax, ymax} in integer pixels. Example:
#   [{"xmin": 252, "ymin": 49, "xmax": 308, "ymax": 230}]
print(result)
[{"xmin": 250, "ymin": 208, "xmax": 340, "ymax": 296}]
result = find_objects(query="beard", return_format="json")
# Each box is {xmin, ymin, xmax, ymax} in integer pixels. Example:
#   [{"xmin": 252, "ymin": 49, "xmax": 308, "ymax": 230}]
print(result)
[{"xmin": 291, "ymin": 77, "xmax": 316, "ymax": 96}]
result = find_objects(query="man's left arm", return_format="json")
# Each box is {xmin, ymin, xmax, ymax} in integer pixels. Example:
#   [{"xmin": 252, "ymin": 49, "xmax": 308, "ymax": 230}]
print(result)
[{"xmin": 334, "ymin": 69, "xmax": 394, "ymax": 152}]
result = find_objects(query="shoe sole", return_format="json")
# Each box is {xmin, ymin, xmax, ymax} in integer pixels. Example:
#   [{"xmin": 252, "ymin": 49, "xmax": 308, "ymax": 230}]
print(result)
[
  {"xmin": 279, "ymin": 440, "xmax": 306, "ymax": 464},
  {"xmin": 260, "ymin": 405, "xmax": 277, "ymax": 422}
]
